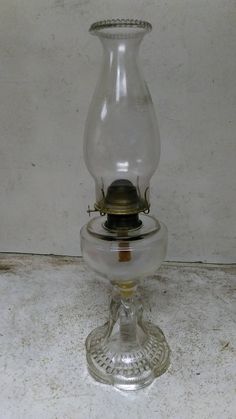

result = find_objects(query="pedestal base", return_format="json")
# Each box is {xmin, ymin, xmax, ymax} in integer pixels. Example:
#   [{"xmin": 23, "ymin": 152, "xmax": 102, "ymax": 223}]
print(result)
[{"xmin": 85, "ymin": 287, "xmax": 170, "ymax": 390}]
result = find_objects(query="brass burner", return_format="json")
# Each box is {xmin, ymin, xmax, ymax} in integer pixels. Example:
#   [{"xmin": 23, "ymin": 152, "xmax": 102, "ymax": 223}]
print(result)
[{"xmin": 95, "ymin": 179, "xmax": 149, "ymax": 215}]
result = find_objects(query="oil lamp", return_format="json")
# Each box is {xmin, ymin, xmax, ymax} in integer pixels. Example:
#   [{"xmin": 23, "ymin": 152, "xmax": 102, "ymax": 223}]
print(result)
[{"xmin": 81, "ymin": 19, "xmax": 170, "ymax": 390}]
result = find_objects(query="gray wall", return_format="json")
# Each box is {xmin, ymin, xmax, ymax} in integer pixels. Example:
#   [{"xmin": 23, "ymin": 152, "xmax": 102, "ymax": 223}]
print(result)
[{"xmin": 0, "ymin": 0, "xmax": 236, "ymax": 262}]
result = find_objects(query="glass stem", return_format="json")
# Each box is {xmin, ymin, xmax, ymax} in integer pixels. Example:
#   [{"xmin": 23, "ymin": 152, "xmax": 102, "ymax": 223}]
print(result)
[
  {"xmin": 109, "ymin": 283, "xmax": 143, "ymax": 348},
  {"xmin": 119, "ymin": 298, "xmax": 137, "ymax": 343}
]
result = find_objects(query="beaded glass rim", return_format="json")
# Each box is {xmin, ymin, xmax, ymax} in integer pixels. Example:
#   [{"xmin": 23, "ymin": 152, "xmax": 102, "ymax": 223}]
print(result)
[{"xmin": 89, "ymin": 19, "xmax": 152, "ymax": 38}]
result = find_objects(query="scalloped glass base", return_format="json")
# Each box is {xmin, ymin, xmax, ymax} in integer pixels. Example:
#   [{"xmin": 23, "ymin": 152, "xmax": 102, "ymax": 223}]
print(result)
[{"xmin": 86, "ymin": 319, "xmax": 170, "ymax": 390}]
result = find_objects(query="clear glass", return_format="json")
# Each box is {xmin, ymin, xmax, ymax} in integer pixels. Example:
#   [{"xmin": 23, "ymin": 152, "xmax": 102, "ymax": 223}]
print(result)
[
  {"xmin": 81, "ymin": 215, "xmax": 167, "ymax": 283},
  {"xmin": 85, "ymin": 284, "xmax": 170, "ymax": 390},
  {"xmin": 81, "ymin": 20, "xmax": 170, "ymax": 390},
  {"xmin": 84, "ymin": 19, "xmax": 160, "ymax": 212},
  {"xmin": 81, "ymin": 214, "xmax": 170, "ymax": 389}
]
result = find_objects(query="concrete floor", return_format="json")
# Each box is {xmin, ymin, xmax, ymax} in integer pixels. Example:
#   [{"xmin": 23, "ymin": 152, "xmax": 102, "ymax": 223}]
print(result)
[{"xmin": 0, "ymin": 254, "xmax": 235, "ymax": 419}]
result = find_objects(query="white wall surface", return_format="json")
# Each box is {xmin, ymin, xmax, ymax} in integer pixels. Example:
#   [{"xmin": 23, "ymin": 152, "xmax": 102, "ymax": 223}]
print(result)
[{"xmin": 0, "ymin": 0, "xmax": 236, "ymax": 262}]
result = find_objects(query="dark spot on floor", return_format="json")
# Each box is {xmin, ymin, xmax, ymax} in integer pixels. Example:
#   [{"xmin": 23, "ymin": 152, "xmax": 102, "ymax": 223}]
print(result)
[
  {"xmin": 221, "ymin": 341, "xmax": 230, "ymax": 351},
  {"xmin": 49, "ymin": 256, "xmax": 80, "ymax": 267},
  {"xmin": 0, "ymin": 263, "xmax": 15, "ymax": 272}
]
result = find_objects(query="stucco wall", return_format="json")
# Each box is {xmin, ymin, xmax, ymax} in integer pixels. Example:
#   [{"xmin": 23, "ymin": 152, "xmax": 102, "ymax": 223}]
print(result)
[{"xmin": 0, "ymin": 0, "xmax": 235, "ymax": 261}]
